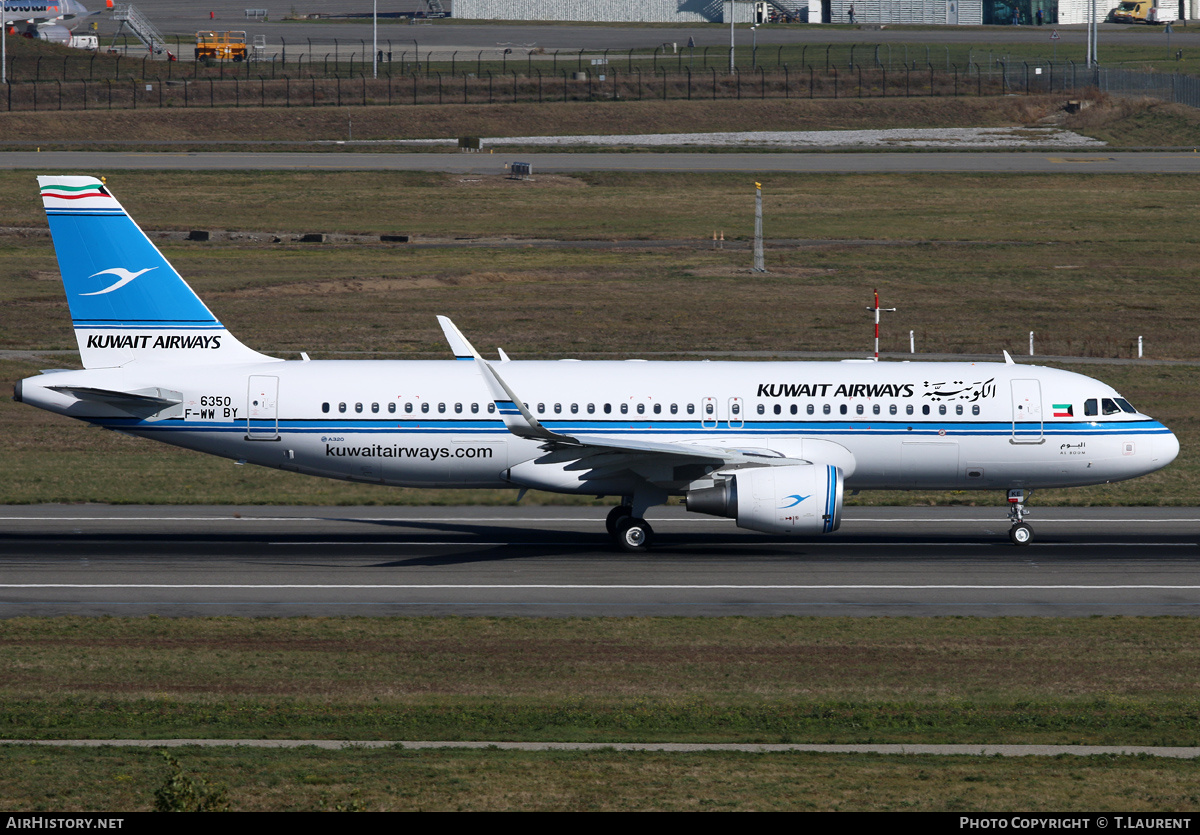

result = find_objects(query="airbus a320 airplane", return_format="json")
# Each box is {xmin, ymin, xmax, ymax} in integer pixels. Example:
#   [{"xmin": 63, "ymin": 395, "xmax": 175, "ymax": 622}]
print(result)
[{"xmin": 15, "ymin": 177, "xmax": 1180, "ymax": 549}]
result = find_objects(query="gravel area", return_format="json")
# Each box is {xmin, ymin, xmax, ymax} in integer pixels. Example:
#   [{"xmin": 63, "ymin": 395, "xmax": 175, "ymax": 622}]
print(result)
[{"xmin": 386, "ymin": 127, "xmax": 1105, "ymax": 149}]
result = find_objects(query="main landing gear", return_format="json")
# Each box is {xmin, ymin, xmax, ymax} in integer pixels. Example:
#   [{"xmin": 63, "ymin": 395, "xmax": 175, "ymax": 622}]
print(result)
[
  {"xmin": 1007, "ymin": 488, "xmax": 1033, "ymax": 545},
  {"xmin": 606, "ymin": 503, "xmax": 654, "ymax": 552}
]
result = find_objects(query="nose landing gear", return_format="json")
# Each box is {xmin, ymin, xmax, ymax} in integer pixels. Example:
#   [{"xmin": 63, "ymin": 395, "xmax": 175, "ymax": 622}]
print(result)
[{"xmin": 1007, "ymin": 488, "xmax": 1033, "ymax": 545}]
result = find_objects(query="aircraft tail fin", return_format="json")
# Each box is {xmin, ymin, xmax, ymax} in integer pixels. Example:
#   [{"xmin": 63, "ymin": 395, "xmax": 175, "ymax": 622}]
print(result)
[{"xmin": 38, "ymin": 175, "xmax": 276, "ymax": 369}]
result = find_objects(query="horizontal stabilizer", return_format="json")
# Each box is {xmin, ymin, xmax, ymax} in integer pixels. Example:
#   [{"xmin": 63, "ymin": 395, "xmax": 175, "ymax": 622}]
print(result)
[{"xmin": 47, "ymin": 385, "xmax": 182, "ymax": 416}]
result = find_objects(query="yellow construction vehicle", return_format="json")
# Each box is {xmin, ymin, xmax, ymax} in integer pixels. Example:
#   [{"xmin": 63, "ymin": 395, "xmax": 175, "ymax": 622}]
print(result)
[{"xmin": 195, "ymin": 31, "xmax": 249, "ymax": 62}]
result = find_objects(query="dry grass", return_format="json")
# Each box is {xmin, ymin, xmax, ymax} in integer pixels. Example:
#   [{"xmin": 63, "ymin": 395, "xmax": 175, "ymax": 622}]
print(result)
[
  {"xmin": 0, "ymin": 95, "xmax": 1108, "ymax": 145},
  {"xmin": 4, "ymin": 617, "xmax": 1200, "ymax": 748},
  {"xmin": 7, "ymin": 617, "xmax": 1199, "ymax": 701},
  {"xmin": 2, "ymin": 746, "xmax": 1199, "ymax": 811}
]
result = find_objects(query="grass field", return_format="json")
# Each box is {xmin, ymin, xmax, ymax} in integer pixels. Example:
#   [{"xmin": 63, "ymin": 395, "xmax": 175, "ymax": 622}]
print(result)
[
  {"xmin": 4, "ymin": 616, "xmax": 1200, "ymax": 810},
  {"xmin": 4, "ymin": 746, "xmax": 1199, "ymax": 811},
  {"xmin": 6, "ymin": 617, "xmax": 1200, "ymax": 745}
]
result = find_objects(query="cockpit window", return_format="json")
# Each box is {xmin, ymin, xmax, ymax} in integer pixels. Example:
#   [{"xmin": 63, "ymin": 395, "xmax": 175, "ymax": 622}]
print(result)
[
  {"xmin": 1115, "ymin": 398, "xmax": 1137, "ymax": 414},
  {"xmin": 1102, "ymin": 398, "xmax": 1121, "ymax": 416},
  {"xmin": 1084, "ymin": 399, "xmax": 1098, "ymax": 416}
]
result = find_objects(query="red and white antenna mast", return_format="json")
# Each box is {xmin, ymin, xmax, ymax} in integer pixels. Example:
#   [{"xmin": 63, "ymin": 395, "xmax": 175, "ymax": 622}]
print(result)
[{"xmin": 865, "ymin": 289, "xmax": 896, "ymax": 361}]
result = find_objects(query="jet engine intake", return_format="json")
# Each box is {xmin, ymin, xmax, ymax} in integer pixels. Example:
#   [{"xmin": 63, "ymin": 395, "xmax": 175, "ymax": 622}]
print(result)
[{"xmin": 685, "ymin": 464, "xmax": 843, "ymax": 535}]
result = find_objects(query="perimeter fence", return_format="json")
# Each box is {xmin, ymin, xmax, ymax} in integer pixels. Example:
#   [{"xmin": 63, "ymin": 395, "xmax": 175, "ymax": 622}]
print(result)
[
  {"xmin": 2, "ymin": 56, "xmax": 1198, "ymax": 112},
  {"xmin": 0, "ymin": 64, "xmax": 1079, "ymax": 112}
]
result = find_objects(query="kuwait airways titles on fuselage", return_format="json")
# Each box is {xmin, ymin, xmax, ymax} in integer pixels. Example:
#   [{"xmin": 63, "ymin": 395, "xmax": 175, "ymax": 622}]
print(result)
[{"xmin": 757, "ymin": 382, "xmax": 916, "ymax": 399}]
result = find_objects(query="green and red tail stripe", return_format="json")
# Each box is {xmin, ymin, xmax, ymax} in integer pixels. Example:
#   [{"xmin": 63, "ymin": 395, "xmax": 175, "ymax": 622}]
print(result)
[{"xmin": 40, "ymin": 183, "xmax": 111, "ymax": 201}]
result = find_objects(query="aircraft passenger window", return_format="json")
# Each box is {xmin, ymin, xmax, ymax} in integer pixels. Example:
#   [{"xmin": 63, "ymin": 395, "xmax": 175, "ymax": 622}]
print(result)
[
  {"xmin": 773, "ymin": 404, "xmax": 781, "ymax": 415},
  {"xmin": 807, "ymin": 404, "xmax": 814, "ymax": 415},
  {"xmin": 687, "ymin": 404, "xmax": 695, "ymax": 415},
  {"xmin": 705, "ymin": 403, "xmax": 714, "ymax": 415},
  {"xmin": 405, "ymin": 403, "xmax": 413, "ymax": 413},
  {"xmin": 372, "ymin": 403, "xmax": 379, "ymax": 413},
  {"xmin": 571, "ymin": 404, "xmax": 579, "ymax": 414},
  {"xmin": 355, "ymin": 403, "xmax": 363, "ymax": 413},
  {"xmin": 922, "ymin": 405, "xmax": 930, "ymax": 416},
  {"xmin": 588, "ymin": 404, "xmax": 595, "ymax": 414},
  {"xmin": 873, "ymin": 404, "xmax": 880, "ymax": 415},
  {"xmin": 939, "ymin": 405, "xmax": 946, "ymax": 415},
  {"xmin": 339, "ymin": 403, "xmax": 347, "ymax": 413},
  {"xmin": 604, "ymin": 404, "xmax": 612, "ymax": 414},
  {"xmin": 823, "ymin": 404, "xmax": 831, "ymax": 415},
  {"xmin": 438, "ymin": 403, "xmax": 446, "ymax": 413},
  {"xmin": 856, "ymin": 404, "xmax": 864, "ymax": 415},
  {"xmin": 839, "ymin": 404, "xmax": 847, "ymax": 415},
  {"xmin": 421, "ymin": 403, "xmax": 430, "ymax": 413},
  {"xmin": 1085, "ymin": 399, "xmax": 1098, "ymax": 416},
  {"xmin": 732, "ymin": 403, "xmax": 741, "ymax": 415},
  {"xmin": 906, "ymin": 405, "xmax": 914, "ymax": 415},
  {"xmin": 972, "ymin": 405, "xmax": 980, "ymax": 416},
  {"xmin": 758, "ymin": 404, "xmax": 766, "ymax": 415},
  {"xmin": 1102, "ymin": 398, "xmax": 1120, "ymax": 415},
  {"xmin": 653, "ymin": 404, "xmax": 661, "ymax": 415},
  {"xmin": 537, "ymin": 403, "xmax": 545, "ymax": 414},
  {"xmin": 322, "ymin": 402, "xmax": 330, "ymax": 413},
  {"xmin": 889, "ymin": 404, "xmax": 897, "ymax": 415},
  {"xmin": 1116, "ymin": 398, "xmax": 1137, "ymax": 414},
  {"xmin": 471, "ymin": 403, "xmax": 479, "ymax": 414},
  {"xmin": 455, "ymin": 403, "xmax": 463, "ymax": 414},
  {"xmin": 388, "ymin": 403, "xmax": 396, "ymax": 414},
  {"xmin": 554, "ymin": 403, "xmax": 562, "ymax": 414},
  {"xmin": 621, "ymin": 404, "xmax": 628, "ymax": 414},
  {"xmin": 636, "ymin": 404, "xmax": 644, "ymax": 414},
  {"xmin": 956, "ymin": 405, "xmax": 963, "ymax": 415},
  {"xmin": 488, "ymin": 403, "xmax": 496, "ymax": 413},
  {"xmin": 791, "ymin": 404, "xmax": 798, "ymax": 415},
  {"xmin": 670, "ymin": 404, "xmax": 678, "ymax": 414}
]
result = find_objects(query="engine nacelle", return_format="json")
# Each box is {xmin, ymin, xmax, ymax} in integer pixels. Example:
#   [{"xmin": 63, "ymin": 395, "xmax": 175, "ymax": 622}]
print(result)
[
  {"xmin": 31, "ymin": 24, "xmax": 71, "ymax": 45},
  {"xmin": 685, "ymin": 464, "xmax": 843, "ymax": 535}
]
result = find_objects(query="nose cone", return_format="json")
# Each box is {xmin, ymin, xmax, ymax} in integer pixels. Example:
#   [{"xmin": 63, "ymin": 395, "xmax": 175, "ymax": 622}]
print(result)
[{"xmin": 1156, "ymin": 430, "xmax": 1181, "ymax": 470}]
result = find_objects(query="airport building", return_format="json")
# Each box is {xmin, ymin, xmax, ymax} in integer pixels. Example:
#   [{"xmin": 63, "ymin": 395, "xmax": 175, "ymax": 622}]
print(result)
[{"xmin": 452, "ymin": 0, "xmax": 1156, "ymax": 25}]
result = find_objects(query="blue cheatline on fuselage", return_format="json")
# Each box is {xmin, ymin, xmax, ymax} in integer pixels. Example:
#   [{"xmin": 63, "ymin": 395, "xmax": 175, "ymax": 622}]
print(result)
[{"xmin": 90, "ymin": 416, "xmax": 1175, "ymax": 438}]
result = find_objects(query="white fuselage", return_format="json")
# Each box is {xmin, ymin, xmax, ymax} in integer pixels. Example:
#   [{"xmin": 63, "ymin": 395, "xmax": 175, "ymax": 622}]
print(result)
[{"xmin": 18, "ymin": 357, "xmax": 1179, "ymax": 496}]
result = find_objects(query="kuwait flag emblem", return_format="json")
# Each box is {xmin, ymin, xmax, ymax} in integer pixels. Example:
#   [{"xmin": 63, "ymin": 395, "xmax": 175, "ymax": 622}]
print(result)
[{"xmin": 1053, "ymin": 404, "xmax": 1073, "ymax": 417}]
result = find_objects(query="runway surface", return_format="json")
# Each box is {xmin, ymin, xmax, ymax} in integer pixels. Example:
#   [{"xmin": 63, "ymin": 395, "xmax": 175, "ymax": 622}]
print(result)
[
  {"xmin": 2, "ymin": 505, "xmax": 1197, "ymax": 616},
  {"xmin": 7, "ymin": 151, "xmax": 1200, "ymax": 174}
]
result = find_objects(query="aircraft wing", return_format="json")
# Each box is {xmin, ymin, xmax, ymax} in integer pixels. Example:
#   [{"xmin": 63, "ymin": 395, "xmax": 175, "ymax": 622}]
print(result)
[{"xmin": 437, "ymin": 316, "xmax": 806, "ymax": 481}]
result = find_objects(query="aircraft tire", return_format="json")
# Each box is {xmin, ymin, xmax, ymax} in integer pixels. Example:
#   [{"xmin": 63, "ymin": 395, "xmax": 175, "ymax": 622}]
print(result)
[
  {"xmin": 615, "ymin": 517, "xmax": 653, "ymax": 552},
  {"xmin": 605, "ymin": 505, "xmax": 632, "ymax": 537},
  {"xmin": 1009, "ymin": 523, "xmax": 1033, "ymax": 546}
]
